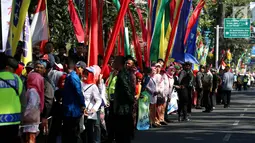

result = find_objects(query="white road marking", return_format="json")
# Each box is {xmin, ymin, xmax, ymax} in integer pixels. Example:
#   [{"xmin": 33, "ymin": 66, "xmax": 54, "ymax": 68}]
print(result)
[
  {"xmin": 223, "ymin": 134, "xmax": 232, "ymax": 142},
  {"xmin": 240, "ymin": 114, "xmax": 244, "ymax": 117},
  {"xmin": 233, "ymin": 120, "xmax": 239, "ymax": 126}
]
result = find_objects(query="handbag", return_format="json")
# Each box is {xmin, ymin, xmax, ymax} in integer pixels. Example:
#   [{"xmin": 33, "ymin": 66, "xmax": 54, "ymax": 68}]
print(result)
[
  {"xmin": 157, "ymin": 93, "xmax": 165, "ymax": 105},
  {"xmin": 22, "ymin": 90, "xmax": 40, "ymax": 125}
]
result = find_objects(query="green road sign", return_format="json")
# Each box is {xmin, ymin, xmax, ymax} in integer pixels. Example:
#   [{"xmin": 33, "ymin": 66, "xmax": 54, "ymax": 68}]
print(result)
[{"xmin": 224, "ymin": 18, "xmax": 251, "ymax": 38}]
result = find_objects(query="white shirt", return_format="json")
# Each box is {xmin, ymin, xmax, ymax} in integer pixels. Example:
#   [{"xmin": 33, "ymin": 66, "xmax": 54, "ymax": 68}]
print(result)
[
  {"xmin": 146, "ymin": 77, "xmax": 157, "ymax": 104},
  {"xmin": 81, "ymin": 83, "xmax": 102, "ymax": 120}
]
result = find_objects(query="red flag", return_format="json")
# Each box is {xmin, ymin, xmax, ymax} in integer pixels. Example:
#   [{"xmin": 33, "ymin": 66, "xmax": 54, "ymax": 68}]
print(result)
[
  {"xmin": 40, "ymin": 40, "xmax": 47, "ymax": 54},
  {"xmin": 128, "ymin": 9, "xmax": 143, "ymax": 71},
  {"xmin": 131, "ymin": 2, "xmax": 147, "ymax": 42},
  {"xmin": 184, "ymin": 0, "xmax": 205, "ymax": 45},
  {"xmin": 88, "ymin": 0, "xmax": 98, "ymax": 66},
  {"xmin": 101, "ymin": 0, "xmax": 131, "ymax": 73},
  {"xmin": 68, "ymin": 0, "xmax": 85, "ymax": 43},
  {"xmin": 31, "ymin": 0, "xmax": 49, "ymax": 46}
]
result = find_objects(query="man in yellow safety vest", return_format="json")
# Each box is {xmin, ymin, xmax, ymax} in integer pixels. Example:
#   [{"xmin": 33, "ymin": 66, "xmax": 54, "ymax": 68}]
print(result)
[{"xmin": 0, "ymin": 53, "xmax": 24, "ymax": 143}]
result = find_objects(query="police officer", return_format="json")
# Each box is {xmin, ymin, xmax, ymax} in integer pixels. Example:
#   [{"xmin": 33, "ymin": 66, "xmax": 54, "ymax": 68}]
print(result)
[
  {"xmin": 0, "ymin": 53, "xmax": 24, "ymax": 143},
  {"xmin": 178, "ymin": 62, "xmax": 193, "ymax": 122}
]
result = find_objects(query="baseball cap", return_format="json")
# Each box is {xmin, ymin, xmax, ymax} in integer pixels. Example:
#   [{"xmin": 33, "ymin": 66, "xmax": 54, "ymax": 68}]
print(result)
[
  {"xmin": 76, "ymin": 61, "xmax": 86, "ymax": 69},
  {"xmin": 85, "ymin": 66, "xmax": 95, "ymax": 73},
  {"xmin": 26, "ymin": 62, "xmax": 34, "ymax": 69}
]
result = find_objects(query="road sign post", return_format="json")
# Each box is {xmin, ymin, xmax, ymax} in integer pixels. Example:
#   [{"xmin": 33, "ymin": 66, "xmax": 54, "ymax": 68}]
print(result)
[{"xmin": 224, "ymin": 18, "xmax": 251, "ymax": 38}]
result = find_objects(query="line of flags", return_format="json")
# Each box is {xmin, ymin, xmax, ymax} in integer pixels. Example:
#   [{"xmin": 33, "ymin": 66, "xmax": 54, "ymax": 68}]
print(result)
[{"xmin": 3, "ymin": 0, "xmax": 208, "ymax": 70}]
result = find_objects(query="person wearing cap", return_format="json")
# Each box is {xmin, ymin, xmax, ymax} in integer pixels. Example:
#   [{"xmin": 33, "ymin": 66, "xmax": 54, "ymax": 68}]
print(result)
[
  {"xmin": 76, "ymin": 61, "xmax": 87, "ymax": 78},
  {"xmin": 178, "ymin": 62, "xmax": 193, "ymax": 121},
  {"xmin": 81, "ymin": 66, "xmax": 102, "ymax": 143},
  {"xmin": 20, "ymin": 62, "xmax": 34, "ymax": 91},
  {"xmin": 202, "ymin": 65, "xmax": 213, "ymax": 113},
  {"xmin": 195, "ymin": 65, "xmax": 205, "ymax": 109},
  {"xmin": 62, "ymin": 59, "xmax": 85, "ymax": 143}
]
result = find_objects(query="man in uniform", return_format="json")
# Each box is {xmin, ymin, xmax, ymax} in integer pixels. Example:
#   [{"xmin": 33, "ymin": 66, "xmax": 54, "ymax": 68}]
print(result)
[
  {"xmin": 178, "ymin": 62, "xmax": 193, "ymax": 121},
  {"xmin": 0, "ymin": 53, "xmax": 24, "ymax": 143}
]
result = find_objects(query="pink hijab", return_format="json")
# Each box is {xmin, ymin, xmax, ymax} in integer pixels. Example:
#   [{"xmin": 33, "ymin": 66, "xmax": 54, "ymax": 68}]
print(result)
[
  {"xmin": 92, "ymin": 65, "xmax": 101, "ymax": 83},
  {"xmin": 27, "ymin": 72, "xmax": 44, "ymax": 112}
]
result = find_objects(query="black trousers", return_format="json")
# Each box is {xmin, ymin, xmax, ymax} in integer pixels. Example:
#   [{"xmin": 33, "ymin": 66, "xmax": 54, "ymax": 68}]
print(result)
[
  {"xmin": 216, "ymin": 87, "xmax": 222, "ymax": 104},
  {"xmin": 223, "ymin": 90, "xmax": 232, "ymax": 106},
  {"xmin": 84, "ymin": 112, "xmax": 101, "ymax": 143},
  {"xmin": 62, "ymin": 116, "xmax": 82, "ymax": 143},
  {"xmin": 196, "ymin": 88, "xmax": 203, "ymax": 107},
  {"xmin": 210, "ymin": 92, "xmax": 216, "ymax": 108},
  {"xmin": 105, "ymin": 101, "xmax": 115, "ymax": 143},
  {"xmin": 0, "ymin": 125, "xmax": 20, "ymax": 143},
  {"xmin": 114, "ymin": 114, "xmax": 133, "ymax": 143},
  {"xmin": 48, "ymin": 115, "xmax": 62, "ymax": 143},
  {"xmin": 187, "ymin": 87, "xmax": 192, "ymax": 113},
  {"xmin": 203, "ymin": 90, "xmax": 212, "ymax": 111},
  {"xmin": 178, "ymin": 88, "xmax": 189, "ymax": 119}
]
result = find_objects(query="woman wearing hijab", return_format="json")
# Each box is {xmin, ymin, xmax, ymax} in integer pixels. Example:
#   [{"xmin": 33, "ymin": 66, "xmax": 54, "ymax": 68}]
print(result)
[
  {"xmin": 82, "ymin": 66, "xmax": 102, "ymax": 143},
  {"xmin": 22, "ymin": 72, "xmax": 44, "ymax": 143}
]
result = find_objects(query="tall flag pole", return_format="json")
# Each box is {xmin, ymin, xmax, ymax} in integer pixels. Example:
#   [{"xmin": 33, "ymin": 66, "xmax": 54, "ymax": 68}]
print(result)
[{"xmin": 6, "ymin": 0, "xmax": 31, "ymax": 56}]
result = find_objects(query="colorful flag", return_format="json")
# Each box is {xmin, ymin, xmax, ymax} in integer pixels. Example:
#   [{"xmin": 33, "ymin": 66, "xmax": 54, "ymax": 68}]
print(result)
[
  {"xmin": 185, "ymin": 20, "xmax": 199, "ymax": 56},
  {"xmin": 21, "ymin": 13, "xmax": 32, "ymax": 65},
  {"xmin": 31, "ymin": 0, "xmax": 49, "ymax": 46},
  {"xmin": 184, "ymin": 0, "xmax": 205, "ymax": 45},
  {"xmin": 6, "ymin": 0, "xmax": 31, "ymax": 56},
  {"xmin": 150, "ymin": 0, "xmax": 169, "ymax": 62},
  {"xmin": 164, "ymin": 0, "xmax": 184, "ymax": 68},
  {"xmin": 165, "ymin": 0, "xmax": 192, "ymax": 65},
  {"xmin": 68, "ymin": 0, "xmax": 84, "ymax": 43}
]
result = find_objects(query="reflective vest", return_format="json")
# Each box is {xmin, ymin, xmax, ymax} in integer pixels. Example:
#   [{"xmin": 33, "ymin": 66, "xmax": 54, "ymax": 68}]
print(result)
[
  {"xmin": 0, "ymin": 72, "xmax": 23, "ymax": 126},
  {"xmin": 106, "ymin": 73, "xmax": 117, "ymax": 100}
]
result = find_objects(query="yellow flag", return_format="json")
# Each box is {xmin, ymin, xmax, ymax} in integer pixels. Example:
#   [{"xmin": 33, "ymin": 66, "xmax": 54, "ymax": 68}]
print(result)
[{"xmin": 6, "ymin": 0, "xmax": 31, "ymax": 56}]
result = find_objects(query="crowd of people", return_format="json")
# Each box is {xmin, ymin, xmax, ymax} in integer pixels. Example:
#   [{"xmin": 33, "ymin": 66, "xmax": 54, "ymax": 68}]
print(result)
[{"xmin": 0, "ymin": 42, "xmax": 235, "ymax": 143}]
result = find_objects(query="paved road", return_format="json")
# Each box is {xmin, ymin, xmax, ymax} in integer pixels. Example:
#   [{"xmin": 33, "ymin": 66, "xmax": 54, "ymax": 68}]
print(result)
[{"xmin": 132, "ymin": 90, "xmax": 255, "ymax": 143}]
